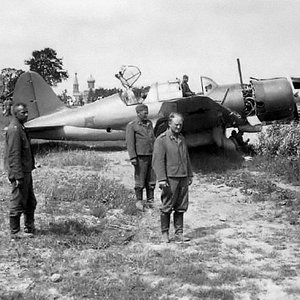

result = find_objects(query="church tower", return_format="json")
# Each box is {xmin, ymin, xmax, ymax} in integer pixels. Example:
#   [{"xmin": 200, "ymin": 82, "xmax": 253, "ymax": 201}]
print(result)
[
  {"xmin": 73, "ymin": 73, "xmax": 81, "ymax": 103},
  {"xmin": 87, "ymin": 74, "xmax": 95, "ymax": 90}
]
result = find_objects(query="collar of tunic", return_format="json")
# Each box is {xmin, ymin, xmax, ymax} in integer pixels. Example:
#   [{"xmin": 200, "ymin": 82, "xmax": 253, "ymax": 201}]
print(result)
[
  {"xmin": 166, "ymin": 129, "xmax": 183, "ymax": 144},
  {"xmin": 137, "ymin": 118, "xmax": 152, "ymax": 128}
]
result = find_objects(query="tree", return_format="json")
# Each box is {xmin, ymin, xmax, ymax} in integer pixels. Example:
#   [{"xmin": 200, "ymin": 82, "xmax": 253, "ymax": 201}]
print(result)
[
  {"xmin": 87, "ymin": 89, "xmax": 95, "ymax": 103},
  {"xmin": 0, "ymin": 68, "xmax": 24, "ymax": 99},
  {"xmin": 24, "ymin": 47, "xmax": 68, "ymax": 86},
  {"xmin": 94, "ymin": 87, "xmax": 121, "ymax": 100},
  {"xmin": 57, "ymin": 89, "xmax": 71, "ymax": 104}
]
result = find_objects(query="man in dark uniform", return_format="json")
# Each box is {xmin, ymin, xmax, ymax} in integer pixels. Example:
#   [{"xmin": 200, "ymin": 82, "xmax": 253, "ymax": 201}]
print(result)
[
  {"xmin": 152, "ymin": 112, "xmax": 193, "ymax": 243},
  {"xmin": 4, "ymin": 103, "xmax": 37, "ymax": 239},
  {"xmin": 181, "ymin": 75, "xmax": 195, "ymax": 97},
  {"xmin": 126, "ymin": 104, "xmax": 156, "ymax": 211}
]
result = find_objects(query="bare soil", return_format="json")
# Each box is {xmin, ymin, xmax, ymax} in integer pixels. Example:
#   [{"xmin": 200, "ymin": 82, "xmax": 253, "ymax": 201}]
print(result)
[
  {"xmin": 101, "ymin": 150, "xmax": 300, "ymax": 300},
  {"xmin": 0, "ymin": 146, "xmax": 300, "ymax": 299}
]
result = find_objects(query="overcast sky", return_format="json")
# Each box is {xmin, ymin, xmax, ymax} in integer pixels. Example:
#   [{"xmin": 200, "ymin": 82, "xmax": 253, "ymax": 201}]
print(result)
[{"xmin": 1, "ymin": 0, "xmax": 300, "ymax": 94}]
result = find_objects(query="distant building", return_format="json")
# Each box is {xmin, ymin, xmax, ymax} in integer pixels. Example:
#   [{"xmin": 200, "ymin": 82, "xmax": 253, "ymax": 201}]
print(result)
[
  {"xmin": 87, "ymin": 74, "xmax": 95, "ymax": 89},
  {"xmin": 72, "ymin": 73, "xmax": 81, "ymax": 104},
  {"xmin": 72, "ymin": 73, "xmax": 96, "ymax": 105}
]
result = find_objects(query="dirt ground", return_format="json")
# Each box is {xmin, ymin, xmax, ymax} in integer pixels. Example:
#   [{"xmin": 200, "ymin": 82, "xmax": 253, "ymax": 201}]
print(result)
[
  {"xmin": 100, "ymin": 150, "xmax": 300, "ymax": 300},
  {"xmin": 0, "ymin": 146, "xmax": 300, "ymax": 299}
]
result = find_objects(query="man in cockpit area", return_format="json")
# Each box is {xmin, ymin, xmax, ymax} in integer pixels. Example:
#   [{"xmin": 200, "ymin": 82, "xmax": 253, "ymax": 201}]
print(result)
[{"xmin": 181, "ymin": 75, "xmax": 195, "ymax": 97}]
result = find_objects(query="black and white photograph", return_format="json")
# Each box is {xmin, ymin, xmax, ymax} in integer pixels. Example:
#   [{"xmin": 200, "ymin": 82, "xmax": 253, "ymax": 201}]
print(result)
[{"xmin": 0, "ymin": 0, "xmax": 300, "ymax": 299}]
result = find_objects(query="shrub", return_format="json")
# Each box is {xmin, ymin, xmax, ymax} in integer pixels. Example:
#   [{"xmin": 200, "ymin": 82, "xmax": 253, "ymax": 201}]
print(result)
[
  {"xmin": 256, "ymin": 122, "xmax": 300, "ymax": 157},
  {"xmin": 254, "ymin": 122, "xmax": 300, "ymax": 184}
]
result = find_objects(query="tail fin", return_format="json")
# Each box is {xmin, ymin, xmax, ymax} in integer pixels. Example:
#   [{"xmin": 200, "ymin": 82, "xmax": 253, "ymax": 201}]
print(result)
[{"xmin": 13, "ymin": 71, "xmax": 65, "ymax": 120}]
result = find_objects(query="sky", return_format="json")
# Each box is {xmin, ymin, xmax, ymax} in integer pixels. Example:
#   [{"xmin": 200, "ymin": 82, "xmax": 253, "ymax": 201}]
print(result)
[{"xmin": 1, "ymin": 0, "xmax": 300, "ymax": 95}]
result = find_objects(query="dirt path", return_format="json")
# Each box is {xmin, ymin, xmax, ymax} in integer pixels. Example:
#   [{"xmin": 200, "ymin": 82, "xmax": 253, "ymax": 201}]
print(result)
[
  {"xmin": 0, "ymin": 147, "xmax": 299, "ymax": 299},
  {"xmin": 102, "ymin": 150, "xmax": 300, "ymax": 300}
]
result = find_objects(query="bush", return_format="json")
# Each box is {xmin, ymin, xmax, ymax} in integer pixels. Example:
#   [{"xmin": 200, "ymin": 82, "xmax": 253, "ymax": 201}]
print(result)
[
  {"xmin": 254, "ymin": 122, "xmax": 300, "ymax": 184},
  {"xmin": 256, "ymin": 122, "xmax": 300, "ymax": 157}
]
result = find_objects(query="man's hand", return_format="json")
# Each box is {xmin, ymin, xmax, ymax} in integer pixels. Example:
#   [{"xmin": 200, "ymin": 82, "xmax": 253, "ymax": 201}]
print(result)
[
  {"xmin": 130, "ymin": 158, "xmax": 138, "ymax": 166},
  {"xmin": 158, "ymin": 180, "xmax": 169, "ymax": 189},
  {"xmin": 188, "ymin": 177, "xmax": 193, "ymax": 185}
]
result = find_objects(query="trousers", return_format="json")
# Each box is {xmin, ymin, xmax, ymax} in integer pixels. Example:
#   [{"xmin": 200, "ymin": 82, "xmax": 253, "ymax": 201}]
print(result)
[
  {"xmin": 160, "ymin": 177, "xmax": 189, "ymax": 214},
  {"xmin": 10, "ymin": 173, "xmax": 37, "ymax": 217},
  {"xmin": 134, "ymin": 155, "xmax": 156, "ymax": 189}
]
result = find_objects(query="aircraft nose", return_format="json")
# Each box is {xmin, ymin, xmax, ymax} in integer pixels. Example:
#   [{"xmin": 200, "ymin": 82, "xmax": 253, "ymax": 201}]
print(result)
[{"xmin": 252, "ymin": 78, "xmax": 295, "ymax": 122}]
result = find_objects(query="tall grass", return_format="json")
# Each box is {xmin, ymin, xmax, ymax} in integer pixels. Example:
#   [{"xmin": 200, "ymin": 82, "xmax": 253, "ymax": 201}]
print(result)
[{"xmin": 254, "ymin": 122, "xmax": 300, "ymax": 185}]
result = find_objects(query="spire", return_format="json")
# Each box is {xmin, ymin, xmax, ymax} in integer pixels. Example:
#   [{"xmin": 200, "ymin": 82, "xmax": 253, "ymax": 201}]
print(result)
[
  {"xmin": 73, "ymin": 73, "xmax": 80, "ymax": 94},
  {"xmin": 74, "ymin": 73, "xmax": 79, "ymax": 85}
]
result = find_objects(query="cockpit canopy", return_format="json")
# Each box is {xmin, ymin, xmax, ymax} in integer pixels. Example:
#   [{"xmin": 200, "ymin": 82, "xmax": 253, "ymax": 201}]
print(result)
[{"xmin": 116, "ymin": 65, "xmax": 182, "ymax": 105}]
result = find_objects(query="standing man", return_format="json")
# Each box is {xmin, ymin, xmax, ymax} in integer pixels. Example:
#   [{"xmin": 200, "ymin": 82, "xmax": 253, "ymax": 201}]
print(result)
[
  {"xmin": 181, "ymin": 75, "xmax": 195, "ymax": 97},
  {"xmin": 152, "ymin": 112, "xmax": 193, "ymax": 243},
  {"xmin": 126, "ymin": 104, "xmax": 156, "ymax": 211},
  {"xmin": 4, "ymin": 103, "xmax": 37, "ymax": 239}
]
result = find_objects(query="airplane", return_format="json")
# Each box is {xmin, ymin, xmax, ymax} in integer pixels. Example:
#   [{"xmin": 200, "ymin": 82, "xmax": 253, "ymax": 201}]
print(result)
[{"xmin": 11, "ymin": 60, "xmax": 297, "ymax": 150}]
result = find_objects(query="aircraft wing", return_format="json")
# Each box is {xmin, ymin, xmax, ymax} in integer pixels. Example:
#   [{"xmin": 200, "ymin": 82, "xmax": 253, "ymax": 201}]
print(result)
[{"xmin": 158, "ymin": 95, "xmax": 246, "ymax": 133}]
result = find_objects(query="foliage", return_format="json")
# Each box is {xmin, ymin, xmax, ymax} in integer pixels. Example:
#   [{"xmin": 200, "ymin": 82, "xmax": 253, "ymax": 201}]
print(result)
[
  {"xmin": 0, "ymin": 68, "xmax": 24, "ymax": 100},
  {"xmin": 24, "ymin": 47, "xmax": 68, "ymax": 86},
  {"xmin": 256, "ymin": 122, "xmax": 300, "ymax": 157},
  {"xmin": 87, "ymin": 88, "xmax": 95, "ymax": 102},
  {"xmin": 252, "ymin": 155, "xmax": 300, "ymax": 185},
  {"xmin": 57, "ymin": 89, "xmax": 72, "ymax": 104},
  {"xmin": 254, "ymin": 122, "xmax": 300, "ymax": 184},
  {"xmin": 94, "ymin": 87, "xmax": 121, "ymax": 100}
]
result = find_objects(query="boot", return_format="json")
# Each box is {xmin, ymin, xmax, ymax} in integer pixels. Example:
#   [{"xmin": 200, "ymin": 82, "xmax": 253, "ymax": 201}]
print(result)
[
  {"xmin": 24, "ymin": 213, "xmax": 35, "ymax": 234},
  {"xmin": 145, "ymin": 188, "xmax": 154, "ymax": 208},
  {"xmin": 174, "ymin": 212, "xmax": 190, "ymax": 243},
  {"xmin": 134, "ymin": 188, "xmax": 144, "ymax": 211},
  {"xmin": 160, "ymin": 212, "xmax": 170, "ymax": 243},
  {"xmin": 10, "ymin": 216, "xmax": 21, "ymax": 234}
]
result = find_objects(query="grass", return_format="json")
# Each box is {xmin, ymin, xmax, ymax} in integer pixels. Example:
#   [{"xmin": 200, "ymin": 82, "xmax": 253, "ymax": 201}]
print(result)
[
  {"xmin": 1, "ymin": 115, "xmax": 300, "ymax": 299},
  {"xmin": 199, "ymin": 150, "xmax": 300, "ymax": 225},
  {"xmin": 251, "ymin": 155, "xmax": 300, "ymax": 185}
]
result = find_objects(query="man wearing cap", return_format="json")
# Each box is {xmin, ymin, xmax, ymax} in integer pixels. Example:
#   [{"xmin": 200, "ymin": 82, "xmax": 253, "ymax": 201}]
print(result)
[
  {"xmin": 4, "ymin": 102, "xmax": 37, "ymax": 239},
  {"xmin": 126, "ymin": 104, "xmax": 156, "ymax": 211},
  {"xmin": 181, "ymin": 75, "xmax": 195, "ymax": 97}
]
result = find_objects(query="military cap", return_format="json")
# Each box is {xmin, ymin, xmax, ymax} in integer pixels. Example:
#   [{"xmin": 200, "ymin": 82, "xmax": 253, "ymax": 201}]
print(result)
[{"xmin": 135, "ymin": 104, "xmax": 148, "ymax": 113}]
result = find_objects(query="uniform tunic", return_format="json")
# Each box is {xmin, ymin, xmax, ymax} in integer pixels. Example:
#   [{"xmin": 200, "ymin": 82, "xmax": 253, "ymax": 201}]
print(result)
[
  {"xmin": 126, "ymin": 118, "xmax": 156, "ymax": 189},
  {"xmin": 152, "ymin": 129, "xmax": 193, "ymax": 213},
  {"xmin": 181, "ymin": 82, "xmax": 194, "ymax": 97},
  {"xmin": 4, "ymin": 118, "xmax": 36, "ymax": 219}
]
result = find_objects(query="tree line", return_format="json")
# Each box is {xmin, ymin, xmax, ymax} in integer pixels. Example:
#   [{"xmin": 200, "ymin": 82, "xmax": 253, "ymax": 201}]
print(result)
[{"xmin": 0, "ymin": 47, "xmax": 120, "ymax": 105}]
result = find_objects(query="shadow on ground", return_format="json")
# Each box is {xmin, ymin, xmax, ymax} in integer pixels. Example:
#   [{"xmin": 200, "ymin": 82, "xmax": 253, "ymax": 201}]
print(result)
[
  {"xmin": 187, "ymin": 224, "xmax": 229, "ymax": 239},
  {"xmin": 189, "ymin": 145, "xmax": 244, "ymax": 174}
]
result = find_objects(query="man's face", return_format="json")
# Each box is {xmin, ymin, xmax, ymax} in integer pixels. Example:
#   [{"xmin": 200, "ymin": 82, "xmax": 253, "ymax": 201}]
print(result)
[
  {"xmin": 137, "ymin": 109, "xmax": 149, "ymax": 121},
  {"xmin": 169, "ymin": 116, "xmax": 183, "ymax": 135},
  {"xmin": 183, "ymin": 76, "xmax": 188, "ymax": 83},
  {"xmin": 15, "ymin": 106, "xmax": 28, "ymax": 124}
]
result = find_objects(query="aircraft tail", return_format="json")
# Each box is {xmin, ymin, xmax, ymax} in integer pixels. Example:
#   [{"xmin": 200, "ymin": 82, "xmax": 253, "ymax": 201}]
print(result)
[{"xmin": 13, "ymin": 71, "xmax": 65, "ymax": 121}]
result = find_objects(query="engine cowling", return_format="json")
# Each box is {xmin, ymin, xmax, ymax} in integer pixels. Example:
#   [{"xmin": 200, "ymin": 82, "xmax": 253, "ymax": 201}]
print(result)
[{"xmin": 251, "ymin": 78, "xmax": 295, "ymax": 122}]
